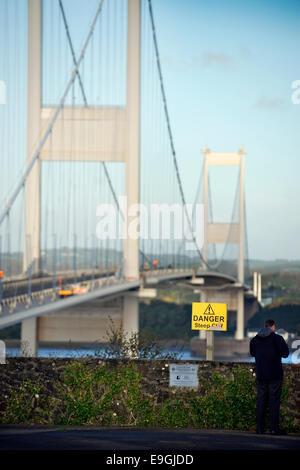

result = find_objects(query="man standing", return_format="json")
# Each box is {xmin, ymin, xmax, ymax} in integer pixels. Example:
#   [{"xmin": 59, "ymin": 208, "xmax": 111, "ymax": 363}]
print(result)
[{"xmin": 250, "ymin": 319, "xmax": 289, "ymax": 435}]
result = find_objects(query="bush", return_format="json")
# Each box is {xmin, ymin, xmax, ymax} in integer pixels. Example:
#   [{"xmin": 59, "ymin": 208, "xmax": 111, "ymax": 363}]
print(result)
[
  {"xmin": 189, "ymin": 367, "xmax": 257, "ymax": 430},
  {"xmin": 95, "ymin": 319, "xmax": 183, "ymax": 360},
  {"xmin": 1, "ymin": 362, "xmax": 298, "ymax": 432},
  {"xmin": 1, "ymin": 380, "xmax": 46, "ymax": 424},
  {"xmin": 153, "ymin": 366, "xmax": 257, "ymax": 430},
  {"xmin": 49, "ymin": 361, "xmax": 151, "ymax": 426}
]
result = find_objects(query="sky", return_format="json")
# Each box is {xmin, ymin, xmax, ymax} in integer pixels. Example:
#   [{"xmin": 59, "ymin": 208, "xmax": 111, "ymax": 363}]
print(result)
[
  {"xmin": 151, "ymin": 0, "xmax": 300, "ymax": 260},
  {"xmin": 0, "ymin": 0, "xmax": 300, "ymax": 261}
]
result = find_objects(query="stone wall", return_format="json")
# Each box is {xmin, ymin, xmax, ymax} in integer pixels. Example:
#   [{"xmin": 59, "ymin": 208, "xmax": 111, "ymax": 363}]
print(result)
[{"xmin": 0, "ymin": 358, "xmax": 299, "ymax": 429}]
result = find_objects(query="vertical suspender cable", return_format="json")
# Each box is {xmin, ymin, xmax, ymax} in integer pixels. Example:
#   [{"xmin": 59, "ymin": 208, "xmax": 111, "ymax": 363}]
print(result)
[
  {"xmin": 147, "ymin": 0, "xmax": 210, "ymax": 270},
  {"xmin": 0, "ymin": 0, "xmax": 105, "ymax": 227}
]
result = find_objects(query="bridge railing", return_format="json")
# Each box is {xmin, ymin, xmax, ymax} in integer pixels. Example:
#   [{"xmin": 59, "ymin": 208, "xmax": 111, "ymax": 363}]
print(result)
[{"xmin": 0, "ymin": 263, "xmax": 197, "ymax": 317}]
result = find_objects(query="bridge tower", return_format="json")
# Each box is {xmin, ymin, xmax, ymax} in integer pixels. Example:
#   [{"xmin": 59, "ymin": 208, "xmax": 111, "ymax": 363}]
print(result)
[
  {"xmin": 21, "ymin": 0, "xmax": 141, "ymax": 355},
  {"xmin": 201, "ymin": 147, "xmax": 246, "ymax": 340}
]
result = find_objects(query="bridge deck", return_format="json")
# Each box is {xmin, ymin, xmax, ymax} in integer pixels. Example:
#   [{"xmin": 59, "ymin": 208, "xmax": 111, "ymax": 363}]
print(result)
[{"xmin": 0, "ymin": 269, "xmax": 255, "ymax": 329}]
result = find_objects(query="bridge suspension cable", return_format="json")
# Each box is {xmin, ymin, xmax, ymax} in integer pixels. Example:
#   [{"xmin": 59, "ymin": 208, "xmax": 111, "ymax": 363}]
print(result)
[
  {"xmin": 0, "ymin": 0, "xmax": 104, "ymax": 228},
  {"xmin": 58, "ymin": 0, "xmax": 123, "ymax": 218},
  {"xmin": 148, "ymin": 0, "xmax": 250, "ymax": 277},
  {"xmin": 58, "ymin": 0, "xmax": 152, "ymax": 268},
  {"xmin": 206, "ymin": 167, "xmax": 240, "ymax": 272},
  {"xmin": 147, "ymin": 0, "xmax": 210, "ymax": 270}
]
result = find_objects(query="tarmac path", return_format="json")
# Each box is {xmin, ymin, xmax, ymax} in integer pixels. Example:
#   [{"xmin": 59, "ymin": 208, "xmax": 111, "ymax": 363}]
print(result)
[{"xmin": 0, "ymin": 425, "xmax": 300, "ymax": 451}]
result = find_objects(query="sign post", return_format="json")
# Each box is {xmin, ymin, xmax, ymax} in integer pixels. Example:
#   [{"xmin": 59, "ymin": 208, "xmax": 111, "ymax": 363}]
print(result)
[
  {"xmin": 206, "ymin": 330, "xmax": 214, "ymax": 361},
  {"xmin": 191, "ymin": 302, "xmax": 227, "ymax": 361}
]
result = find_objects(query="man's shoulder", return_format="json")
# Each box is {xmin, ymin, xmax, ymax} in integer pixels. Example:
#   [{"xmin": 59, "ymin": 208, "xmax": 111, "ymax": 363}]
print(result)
[
  {"xmin": 250, "ymin": 335, "xmax": 258, "ymax": 346},
  {"xmin": 274, "ymin": 332, "xmax": 289, "ymax": 348},
  {"xmin": 274, "ymin": 333, "xmax": 285, "ymax": 343}
]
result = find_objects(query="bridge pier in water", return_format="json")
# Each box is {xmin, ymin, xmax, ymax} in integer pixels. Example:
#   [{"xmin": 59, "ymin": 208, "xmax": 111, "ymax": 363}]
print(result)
[
  {"xmin": 200, "ymin": 284, "xmax": 245, "ymax": 335},
  {"xmin": 21, "ymin": 318, "xmax": 38, "ymax": 357},
  {"xmin": 123, "ymin": 293, "xmax": 139, "ymax": 338},
  {"xmin": 199, "ymin": 146, "xmax": 246, "ymax": 348}
]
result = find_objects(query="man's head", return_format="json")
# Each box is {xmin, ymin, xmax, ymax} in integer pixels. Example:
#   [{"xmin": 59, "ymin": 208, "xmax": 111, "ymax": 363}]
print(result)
[{"xmin": 265, "ymin": 319, "xmax": 276, "ymax": 330}]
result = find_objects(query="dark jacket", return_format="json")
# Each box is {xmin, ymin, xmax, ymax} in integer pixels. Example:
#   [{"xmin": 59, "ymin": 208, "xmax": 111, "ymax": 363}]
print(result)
[{"xmin": 250, "ymin": 328, "xmax": 289, "ymax": 380}]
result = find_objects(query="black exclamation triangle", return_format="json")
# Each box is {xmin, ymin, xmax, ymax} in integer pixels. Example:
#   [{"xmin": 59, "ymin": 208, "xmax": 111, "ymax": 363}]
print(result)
[{"xmin": 204, "ymin": 304, "xmax": 215, "ymax": 315}]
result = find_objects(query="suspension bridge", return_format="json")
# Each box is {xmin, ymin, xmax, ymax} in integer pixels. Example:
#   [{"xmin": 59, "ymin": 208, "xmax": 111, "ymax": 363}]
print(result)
[{"xmin": 0, "ymin": 0, "xmax": 259, "ymax": 356}]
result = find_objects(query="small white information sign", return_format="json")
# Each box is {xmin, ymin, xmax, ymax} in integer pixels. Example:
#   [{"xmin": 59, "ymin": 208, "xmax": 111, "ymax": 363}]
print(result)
[{"xmin": 169, "ymin": 363, "xmax": 198, "ymax": 387}]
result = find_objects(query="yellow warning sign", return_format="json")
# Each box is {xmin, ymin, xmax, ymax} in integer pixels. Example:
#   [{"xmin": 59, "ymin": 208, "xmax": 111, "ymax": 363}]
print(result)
[{"xmin": 191, "ymin": 302, "xmax": 227, "ymax": 331}]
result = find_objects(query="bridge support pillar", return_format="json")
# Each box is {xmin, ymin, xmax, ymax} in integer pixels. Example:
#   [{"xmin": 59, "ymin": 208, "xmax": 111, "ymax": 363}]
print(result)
[
  {"xmin": 235, "ymin": 288, "xmax": 245, "ymax": 340},
  {"xmin": 21, "ymin": 317, "xmax": 38, "ymax": 357},
  {"xmin": 119, "ymin": 0, "xmax": 140, "ymax": 351},
  {"xmin": 199, "ymin": 289, "xmax": 214, "ymax": 359},
  {"xmin": 122, "ymin": 293, "xmax": 139, "ymax": 339},
  {"xmin": 24, "ymin": 0, "xmax": 42, "ymax": 274},
  {"xmin": 202, "ymin": 147, "xmax": 246, "ymax": 340},
  {"xmin": 123, "ymin": 0, "xmax": 141, "ymax": 282}
]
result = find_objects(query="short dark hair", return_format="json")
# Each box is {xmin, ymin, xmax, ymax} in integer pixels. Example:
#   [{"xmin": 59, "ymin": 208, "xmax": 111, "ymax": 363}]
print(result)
[{"xmin": 265, "ymin": 319, "xmax": 275, "ymax": 328}]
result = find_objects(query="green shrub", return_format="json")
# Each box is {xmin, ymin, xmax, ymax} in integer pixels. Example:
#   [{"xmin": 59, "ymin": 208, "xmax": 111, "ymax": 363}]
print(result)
[
  {"xmin": 155, "ymin": 366, "xmax": 257, "ymax": 430},
  {"xmin": 192, "ymin": 367, "xmax": 257, "ymax": 430},
  {"xmin": 95, "ymin": 319, "xmax": 183, "ymax": 359},
  {"xmin": 1, "ymin": 380, "xmax": 46, "ymax": 424},
  {"xmin": 1, "ymin": 363, "xmax": 298, "ymax": 432},
  {"xmin": 49, "ymin": 361, "xmax": 153, "ymax": 426}
]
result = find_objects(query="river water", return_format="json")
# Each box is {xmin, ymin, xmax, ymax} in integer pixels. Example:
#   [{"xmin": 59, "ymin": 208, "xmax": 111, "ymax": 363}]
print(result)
[{"xmin": 4, "ymin": 344, "xmax": 295, "ymax": 363}]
